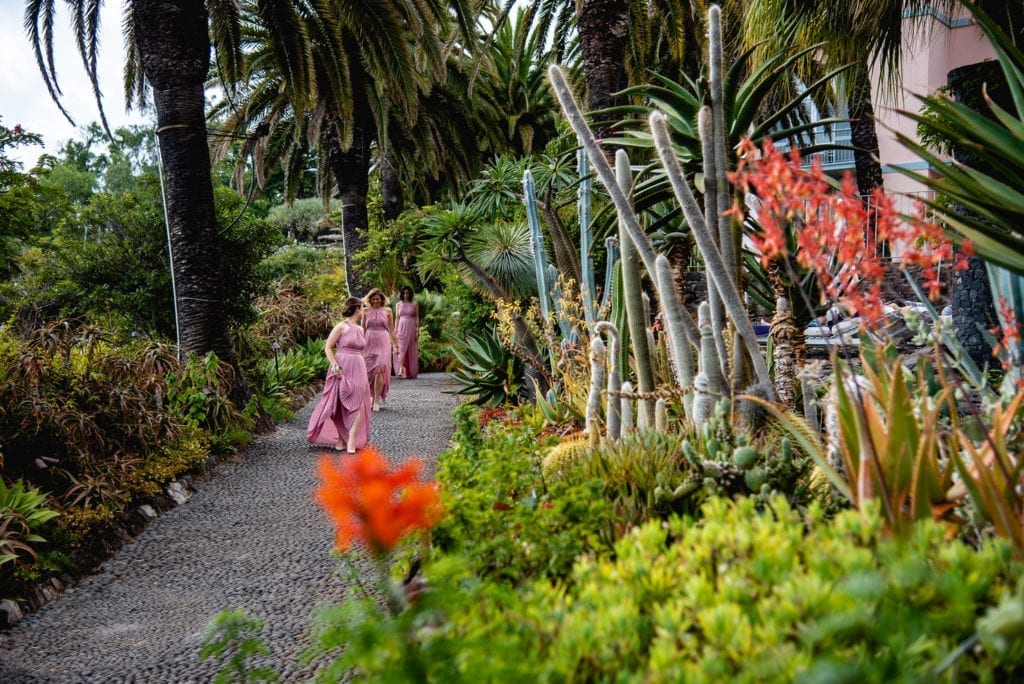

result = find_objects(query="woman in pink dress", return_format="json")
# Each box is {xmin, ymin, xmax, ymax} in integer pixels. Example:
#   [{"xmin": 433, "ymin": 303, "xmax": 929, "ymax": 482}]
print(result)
[
  {"xmin": 307, "ymin": 297, "xmax": 372, "ymax": 452},
  {"xmin": 394, "ymin": 285, "xmax": 419, "ymax": 379},
  {"xmin": 362, "ymin": 288, "xmax": 396, "ymax": 413}
]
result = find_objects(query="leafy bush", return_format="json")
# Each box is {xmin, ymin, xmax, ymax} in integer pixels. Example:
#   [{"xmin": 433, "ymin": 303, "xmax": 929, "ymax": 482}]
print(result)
[
  {"xmin": 2, "ymin": 183, "xmax": 283, "ymax": 337},
  {"xmin": 266, "ymin": 197, "xmax": 341, "ymax": 242},
  {"xmin": 0, "ymin": 479, "xmax": 59, "ymax": 574},
  {"xmin": 325, "ymin": 497, "xmax": 1024, "ymax": 681},
  {"xmin": 431, "ymin": 404, "xmax": 614, "ymax": 584}
]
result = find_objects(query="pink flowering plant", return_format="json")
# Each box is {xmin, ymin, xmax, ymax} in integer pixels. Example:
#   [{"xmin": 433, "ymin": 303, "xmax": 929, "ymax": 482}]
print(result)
[{"xmin": 730, "ymin": 138, "xmax": 969, "ymax": 330}]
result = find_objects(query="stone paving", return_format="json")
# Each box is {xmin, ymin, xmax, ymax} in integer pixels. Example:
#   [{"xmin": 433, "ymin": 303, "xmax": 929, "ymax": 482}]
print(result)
[{"xmin": 0, "ymin": 373, "xmax": 458, "ymax": 683}]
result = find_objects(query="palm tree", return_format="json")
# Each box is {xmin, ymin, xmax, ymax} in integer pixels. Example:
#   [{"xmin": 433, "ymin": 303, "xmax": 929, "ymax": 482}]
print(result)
[
  {"xmin": 209, "ymin": 0, "xmax": 479, "ymax": 295},
  {"xmin": 26, "ymin": 0, "xmax": 249, "ymax": 398}
]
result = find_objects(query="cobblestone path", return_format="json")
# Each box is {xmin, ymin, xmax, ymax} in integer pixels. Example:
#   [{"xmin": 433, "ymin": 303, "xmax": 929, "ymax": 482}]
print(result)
[{"xmin": 0, "ymin": 373, "xmax": 458, "ymax": 683}]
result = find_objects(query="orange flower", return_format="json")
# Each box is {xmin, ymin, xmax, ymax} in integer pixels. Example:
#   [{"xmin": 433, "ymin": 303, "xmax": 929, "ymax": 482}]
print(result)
[{"xmin": 315, "ymin": 448, "xmax": 443, "ymax": 555}]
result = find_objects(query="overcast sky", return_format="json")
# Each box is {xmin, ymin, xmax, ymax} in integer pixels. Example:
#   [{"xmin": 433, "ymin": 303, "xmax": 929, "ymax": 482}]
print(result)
[{"xmin": 0, "ymin": 0, "xmax": 149, "ymax": 167}]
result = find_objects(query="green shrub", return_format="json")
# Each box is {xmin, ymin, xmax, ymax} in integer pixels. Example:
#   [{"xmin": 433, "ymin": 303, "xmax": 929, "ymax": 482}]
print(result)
[
  {"xmin": 2, "ymin": 183, "xmax": 283, "ymax": 337},
  {"xmin": 432, "ymin": 405, "xmax": 614, "ymax": 585},
  {"xmin": 266, "ymin": 197, "xmax": 341, "ymax": 242},
  {"xmin": 0, "ymin": 479, "xmax": 60, "ymax": 575},
  {"xmin": 324, "ymin": 497, "xmax": 1024, "ymax": 682}
]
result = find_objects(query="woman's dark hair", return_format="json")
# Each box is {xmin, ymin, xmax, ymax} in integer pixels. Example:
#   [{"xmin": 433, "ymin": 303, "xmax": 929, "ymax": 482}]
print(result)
[
  {"xmin": 400, "ymin": 286, "xmax": 414, "ymax": 301},
  {"xmin": 341, "ymin": 296, "xmax": 363, "ymax": 317}
]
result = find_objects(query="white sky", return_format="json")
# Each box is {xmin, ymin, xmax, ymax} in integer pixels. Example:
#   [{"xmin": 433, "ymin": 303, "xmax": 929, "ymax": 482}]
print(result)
[{"xmin": 0, "ymin": 0, "xmax": 150, "ymax": 167}]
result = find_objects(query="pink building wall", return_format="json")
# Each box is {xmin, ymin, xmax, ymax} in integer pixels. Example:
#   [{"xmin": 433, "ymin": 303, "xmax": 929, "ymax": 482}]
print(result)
[{"xmin": 875, "ymin": 7, "xmax": 997, "ymax": 196}]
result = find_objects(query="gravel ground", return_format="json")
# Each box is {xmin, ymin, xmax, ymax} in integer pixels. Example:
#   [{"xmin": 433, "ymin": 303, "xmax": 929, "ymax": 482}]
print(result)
[{"xmin": 0, "ymin": 372, "xmax": 458, "ymax": 683}]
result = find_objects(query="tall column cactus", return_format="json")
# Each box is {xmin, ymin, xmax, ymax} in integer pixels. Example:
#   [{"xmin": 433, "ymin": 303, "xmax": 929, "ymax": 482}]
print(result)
[
  {"xmin": 548, "ymin": 264, "xmax": 574, "ymax": 340},
  {"xmin": 600, "ymin": 236, "xmax": 620, "ymax": 310},
  {"xmin": 586, "ymin": 334, "xmax": 607, "ymax": 447},
  {"xmin": 579, "ymin": 150, "xmax": 598, "ymax": 334},
  {"xmin": 698, "ymin": 107, "xmax": 732, "ymax": 384},
  {"xmin": 596, "ymin": 321, "xmax": 622, "ymax": 441},
  {"xmin": 550, "ymin": 64, "xmax": 700, "ymax": 418},
  {"xmin": 620, "ymin": 380, "xmax": 635, "ymax": 434},
  {"xmin": 649, "ymin": 111, "xmax": 771, "ymax": 388},
  {"xmin": 616, "ymin": 152, "xmax": 657, "ymax": 427}
]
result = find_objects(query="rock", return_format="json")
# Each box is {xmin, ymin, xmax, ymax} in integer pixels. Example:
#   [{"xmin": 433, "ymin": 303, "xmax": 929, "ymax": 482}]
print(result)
[
  {"xmin": 165, "ymin": 481, "xmax": 192, "ymax": 505},
  {"xmin": 0, "ymin": 599, "xmax": 23, "ymax": 627},
  {"xmin": 138, "ymin": 504, "xmax": 157, "ymax": 519}
]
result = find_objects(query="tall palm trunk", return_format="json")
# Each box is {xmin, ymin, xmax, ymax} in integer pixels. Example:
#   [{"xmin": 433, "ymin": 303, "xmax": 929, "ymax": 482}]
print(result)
[
  {"xmin": 847, "ymin": 65, "xmax": 884, "ymax": 197},
  {"xmin": 132, "ymin": 0, "xmax": 245, "ymax": 400},
  {"xmin": 380, "ymin": 149, "xmax": 403, "ymax": 221},
  {"xmin": 577, "ymin": 0, "xmax": 630, "ymax": 138},
  {"xmin": 328, "ymin": 119, "xmax": 372, "ymax": 297}
]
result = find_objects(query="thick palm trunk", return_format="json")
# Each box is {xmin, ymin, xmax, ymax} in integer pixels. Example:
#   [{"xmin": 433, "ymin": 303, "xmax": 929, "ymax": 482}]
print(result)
[
  {"xmin": 132, "ymin": 0, "xmax": 245, "ymax": 400},
  {"xmin": 577, "ymin": 0, "xmax": 630, "ymax": 138},
  {"xmin": 380, "ymin": 149, "xmax": 403, "ymax": 221},
  {"xmin": 847, "ymin": 65, "xmax": 884, "ymax": 197},
  {"xmin": 328, "ymin": 121, "xmax": 372, "ymax": 297}
]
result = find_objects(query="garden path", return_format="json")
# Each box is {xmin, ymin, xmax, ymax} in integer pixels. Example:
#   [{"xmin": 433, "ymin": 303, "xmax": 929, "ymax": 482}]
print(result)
[{"xmin": 0, "ymin": 373, "xmax": 458, "ymax": 683}]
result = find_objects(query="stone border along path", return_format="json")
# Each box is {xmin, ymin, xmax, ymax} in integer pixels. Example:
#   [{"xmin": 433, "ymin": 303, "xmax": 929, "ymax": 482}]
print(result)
[{"xmin": 0, "ymin": 372, "xmax": 459, "ymax": 683}]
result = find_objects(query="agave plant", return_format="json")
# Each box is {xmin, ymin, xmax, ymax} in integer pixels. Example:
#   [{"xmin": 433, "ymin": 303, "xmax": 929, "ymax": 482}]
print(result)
[{"xmin": 449, "ymin": 328, "xmax": 525, "ymax": 408}]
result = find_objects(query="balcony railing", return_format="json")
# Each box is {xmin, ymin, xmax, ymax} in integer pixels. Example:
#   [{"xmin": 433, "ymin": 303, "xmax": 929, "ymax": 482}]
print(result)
[{"xmin": 772, "ymin": 122, "xmax": 855, "ymax": 173}]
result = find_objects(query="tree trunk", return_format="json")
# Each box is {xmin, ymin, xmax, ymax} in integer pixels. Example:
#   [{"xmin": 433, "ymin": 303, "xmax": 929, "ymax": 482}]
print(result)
[
  {"xmin": 577, "ymin": 0, "xmax": 630, "ymax": 139},
  {"xmin": 846, "ymin": 65, "xmax": 884, "ymax": 197},
  {"xmin": 946, "ymin": 61, "xmax": 1009, "ymax": 368},
  {"xmin": 540, "ymin": 194, "xmax": 583, "ymax": 290},
  {"xmin": 132, "ymin": 0, "xmax": 246, "ymax": 401},
  {"xmin": 380, "ymin": 148, "xmax": 403, "ymax": 221},
  {"xmin": 328, "ymin": 120, "xmax": 372, "ymax": 298}
]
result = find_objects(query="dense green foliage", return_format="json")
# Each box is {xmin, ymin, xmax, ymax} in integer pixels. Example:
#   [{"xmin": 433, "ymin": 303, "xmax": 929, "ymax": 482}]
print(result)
[{"xmin": 295, "ymin": 407, "xmax": 1024, "ymax": 681}]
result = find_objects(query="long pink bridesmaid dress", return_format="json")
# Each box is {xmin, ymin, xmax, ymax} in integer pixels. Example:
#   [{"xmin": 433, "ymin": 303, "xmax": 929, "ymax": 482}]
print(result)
[
  {"xmin": 306, "ymin": 325, "xmax": 371, "ymax": 450},
  {"xmin": 394, "ymin": 300, "xmax": 418, "ymax": 379},
  {"xmin": 362, "ymin": 306, "xmax": 392, "ymax": 401}
]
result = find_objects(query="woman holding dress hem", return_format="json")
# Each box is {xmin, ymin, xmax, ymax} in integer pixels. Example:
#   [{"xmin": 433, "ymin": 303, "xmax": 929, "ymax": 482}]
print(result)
[{"xmin": 306, "ymin": 296, "xmax": 372, "ymax": 453}]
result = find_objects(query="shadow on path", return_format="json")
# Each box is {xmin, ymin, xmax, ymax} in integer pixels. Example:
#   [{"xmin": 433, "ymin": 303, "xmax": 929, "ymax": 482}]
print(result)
[{"xmin": 0, "ymin": 373, "xmax": 457, "ymax": 683}]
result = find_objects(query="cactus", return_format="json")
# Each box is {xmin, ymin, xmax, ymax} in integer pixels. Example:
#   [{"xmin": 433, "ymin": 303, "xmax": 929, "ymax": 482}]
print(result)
[
  {"xmin": 586, "ymin": 335, "xmax": 606, "ymax": 447},
  {"xmin": 620, "ymin": 380, "xmax": 635, "ymax": 434},
  {"xmin": 698, "ymin": 107, "xmax": 732, "ymax": 384},
  {"xmin": 655, "ymin": 397, "xmax": 667, "ymax": 431},
  {"xmin": 523, "ymin": 169, "xmax": 552, "ymax": 327},
  {"xmin": 616, "ymin": 152, "xmax": 656, "ymax": 427},
  {"xmin": 648, "ymin": 110, "xmax": 771, "ymax": 388},
  {"xmin": 698, "ymin": 301, "xmax": 726, "ymax": 398},
  {"xmin": 578, "ymin": 149, "xmax": 597, "ymax": 333},
  {"xmin": 595, "ymin": 321, "xmax": 622, "ymax": 442},
  {"xmin": 600, "ymin": 236, "xmax": 620, "ymax": 311},
  {"xmin": 547, "ymin": 264, "xmax": 573, "ymax": 340},
  {"xmin": 609, "ymin": 260, "xmax": 630, "ymax": 377},
  {"xmin": 655, "ymin": 254, "xmax": 697, "ymax": 415},
  {"xmin": 549, "ymin": 65, "xmax": 700, "ymax": 412},
  {"xmin": 542, "ymin": 432, "xmax": 592, "ymax": 478}
]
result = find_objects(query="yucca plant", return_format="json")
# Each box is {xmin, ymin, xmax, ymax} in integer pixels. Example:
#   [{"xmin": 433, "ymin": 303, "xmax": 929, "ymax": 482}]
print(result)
[
  {"xmin": 600, "ymin": 42, "xmax": 849, "ymax": 237},
  {"xmin": 449, "ymin": 328, "xmax": 526, "ymax": 408}
]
